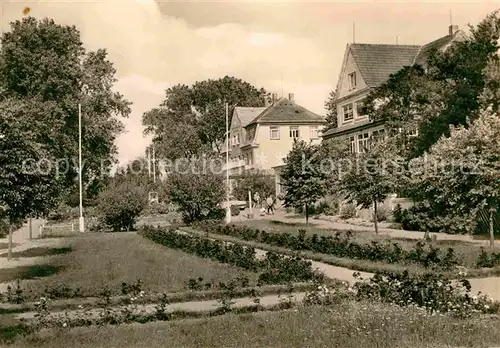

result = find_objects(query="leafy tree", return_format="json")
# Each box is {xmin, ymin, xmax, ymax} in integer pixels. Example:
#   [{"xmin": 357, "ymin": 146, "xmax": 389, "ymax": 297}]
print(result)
[
  {"xmin": 232, "ymin": 169, "xmax": 275, "ymax": 202},
  {"xmin": 0, "ymin": 17, "xmax": 131, "ymax": 202},
  {"xmin": 0, "ymin": 98, "xmax": 67, "ymax": 258},
  {"xmin": 409, "ymin": 108, "xmax": 500, "ymax": 246},
  {"xmin": 323, "ymin": 89, "xmax": 338, "ymax": 131},
  {"xmin": 95, "ymin": 179, "xmax": 148, "ymax": 232},
  {"xmin": 142, "ymin": 77, "xmax": 268, "ymax": 160},
  {"xmin": 339, "ymin": 140, "xmax": 406, "ymax": 234},
  {"xmin": 166, "ymin": 159, "xmax": 225, "ymax": 224},
  {"xmin": 280, "ymin": 140, "xmax": 327, "ymax": 224}
]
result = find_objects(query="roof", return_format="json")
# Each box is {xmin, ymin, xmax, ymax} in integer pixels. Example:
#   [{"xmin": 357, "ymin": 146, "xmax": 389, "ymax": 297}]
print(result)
[
  {"xmin": 247, "ymin": 98, "xmax": 325, "ymax": 126},
  {"xmin": 234, "ymin": 107, "xmax": 266, "ymax": 127},
  {"xmin": 350, "ymin": 44, "xmax": 420, "ymax": 87},
  {"xmin": 413, "ymin": 31, "xmax": 464, "ymax": 67},
  {"xmin": 322, "ymin": 119, "xmax": 384, "ymax": 138}
]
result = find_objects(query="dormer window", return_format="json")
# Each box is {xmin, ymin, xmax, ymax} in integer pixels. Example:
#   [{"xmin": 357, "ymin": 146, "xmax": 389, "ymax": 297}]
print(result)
[
  {"xmin": 348, "ymin": 72, "xmax": 357, "ymax": 90},
  {"xmin": 342, "ymin": 104, "xmax": 354, "ymax": 122}
]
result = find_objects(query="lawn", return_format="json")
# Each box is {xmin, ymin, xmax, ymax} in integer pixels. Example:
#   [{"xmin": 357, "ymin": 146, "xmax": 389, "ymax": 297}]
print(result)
[
  {"xmin": 10, "ymin": 301, "xmax": 500, "ymax": 348},
  {"xmin": 235, "ymin": 220, "xmax": 498, "ymax": 269},
  {"xmin": 1, "ymin": 233, "xmax": 258, "ymax": 297}
]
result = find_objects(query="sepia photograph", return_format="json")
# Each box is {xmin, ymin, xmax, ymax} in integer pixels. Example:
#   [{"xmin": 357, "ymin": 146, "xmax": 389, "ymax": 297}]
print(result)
[{"xmin": 0, "ymin": 0, "xmax": 500, "ymax": 347}]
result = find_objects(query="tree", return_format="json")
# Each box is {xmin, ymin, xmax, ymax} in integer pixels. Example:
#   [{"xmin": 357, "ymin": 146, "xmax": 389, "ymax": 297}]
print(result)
[
  {"xmin": 280, "ymin": 140, "xmax": 327, "ymax": 225},
  {"xmin": 410, "ymin": 108, "xmax": 500, "ymax": 246},
  {"xmin": 232, "ymin": 169, "xmax": 275, "ymax": 202},
  {"xmin": 0, "ymin": 17, "xmax": 131, "ymax": 203},
  {"xmin": 166, "ymin": 160, "xmax": 225, "ymax": 224},
  {"xmin": 339, "ymin": 140, "xmax": 406, "ymax": 234},
  {"xmin": 323, "ymin": 89, "xmax": 338, "ymax": 131},
  {"xmin": 96, "ymin": 179, "xmax": 148, "ymax": 232},
  {"xmin": 142, "ymin": 77, "xmax": 268, "ymax": 160},
  {"xmin": 0, "ymin": 99, "xmax": 67, "ymax": 258}
]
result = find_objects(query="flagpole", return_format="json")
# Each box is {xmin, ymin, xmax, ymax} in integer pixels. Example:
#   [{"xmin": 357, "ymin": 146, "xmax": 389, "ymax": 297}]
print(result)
[
  {"xmin": 225, "ymin": 102, "xmax": 231, "ymax": 224},
  {"xmin": 78, "ymin": 103, "xmax": 84, "ymax": 233}
]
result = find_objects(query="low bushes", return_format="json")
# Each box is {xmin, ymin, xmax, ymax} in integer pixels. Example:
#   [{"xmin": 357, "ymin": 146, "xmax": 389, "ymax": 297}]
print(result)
[
  {"xmin": 476, "ymin": 248, "xmax": 500, "ymax": 268},
  {"xmin": 140, "ymin": 226, "xmax": 321, "ymax": 285},
  {"xmin": 393, "ymin": 203, "xmax": 475, "ymax": 234},
  {"xmin": 201, "ymin": 224, "xmax": 461, "ymax": 270}
]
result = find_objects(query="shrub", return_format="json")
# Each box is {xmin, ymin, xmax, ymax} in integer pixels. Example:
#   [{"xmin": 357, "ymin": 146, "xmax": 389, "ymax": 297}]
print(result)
[
  {"xmin": 96, "ymin": 181, "xmax": 148, "ymax": 232},
  {"xmin": 142, "ymin": 202, "xmax": 170, "ymax": 215},
  {"xmin": 397, "ymin": 203, "xmax": 475, "ymax": 234},
  {"xmin": 200, "ymin": 223, "xmax": 461, "ymax": 270},
  {"xmin": 340, "ymin": 203, "xmax": 356, "ymax": 219},
  {"xmin": 167, "ymin": 169, "xmax": 225, "ymax": 224},
  {"xmin": 373, "ymin": 205, "xmax": 390, "ymax": 222},
  {"xmin": 392, "ymin": 203, "xmax": 403, "ymax": 223}
]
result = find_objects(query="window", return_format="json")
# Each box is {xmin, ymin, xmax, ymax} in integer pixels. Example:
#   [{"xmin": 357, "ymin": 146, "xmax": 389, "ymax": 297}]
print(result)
[
  {"xmin": 408, "ymin": 128, "xmax": 419, "ymax": 137},
  {"xmin": 289, "ymin": 126, "xmax": 300, "ymax": 139},
  {"xmin": 232, "ymin": 135, "xmax": 237, "ymax": 147},
  {"xmin": 236, "ymin": 133, "xmax": 240, "ymax": 145},
  {"xmin": 310, "ymin": 126, "xmax": 319, "ymax": 139},
  {"xmin": 349, "ymin": 136, "xmax": 356, "ymax": 153},
  {"xmin": 355, "ymin": 100, "xmax": 365, "ymax": 117},
  {"xmin": 342, "ymin": 104, "xmax": 354, "ymax": 122},
  {"xmin": 372, "ymin": 129, "xmax": 385, "ymax": 141},
  {"xmin": 348, "ymin": 72, "xmax": 357, "ymax": 90},
  {"xmin": 269, "ymin": 126, "xmax": 280, "ymax": 140},
  {"xmin": 358, "ymin": 133, "xmax": 369, "ymax": 153}
]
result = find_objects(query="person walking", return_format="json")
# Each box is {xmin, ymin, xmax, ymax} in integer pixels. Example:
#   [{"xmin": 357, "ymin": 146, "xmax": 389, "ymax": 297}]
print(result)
[
  {"xmin": 253, "ymin": 192, "xmax": 261, "ymax": 209},
  {"xmin": 266, "ymin": 195, "xmax": 274, "ymax": 215}
]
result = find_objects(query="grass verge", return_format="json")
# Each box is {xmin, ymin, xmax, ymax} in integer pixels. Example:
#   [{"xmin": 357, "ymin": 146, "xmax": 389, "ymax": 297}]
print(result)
[
  {"xmin": 0, "ymin": 247, "xmax": 72, "ymax": 258},
  {"xmin": 0, "ymin": 232, "xmax": 260, "ymax": 298},
  {"xmin": 8, "ymin": 301, "xmax": 500, "ymax": 348}
]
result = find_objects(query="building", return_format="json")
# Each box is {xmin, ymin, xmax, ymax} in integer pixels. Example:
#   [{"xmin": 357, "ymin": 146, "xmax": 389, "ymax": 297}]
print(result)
[
  {"xmin": 321, "ymin": 25, "xmax": 466, "ymax": 148},
  {"xmin": 222, "ymin": 93, "xmax": 326, "ymax": 196}
]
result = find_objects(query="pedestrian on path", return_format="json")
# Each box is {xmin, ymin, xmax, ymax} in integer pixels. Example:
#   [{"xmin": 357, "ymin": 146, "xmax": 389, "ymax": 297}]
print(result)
[
  {"xmin": 266, "ymin": 195, "xmax": 274, "ymax": 215},
  {"xmin": 253, "ymin": 192, "xmax": 260, "ymax": 208}
]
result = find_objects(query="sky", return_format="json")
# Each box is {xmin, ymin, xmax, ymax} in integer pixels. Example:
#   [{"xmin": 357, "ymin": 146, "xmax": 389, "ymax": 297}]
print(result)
[{"xmin": 1, "ymin": 0, "xmax": 499, "ymax": 165}]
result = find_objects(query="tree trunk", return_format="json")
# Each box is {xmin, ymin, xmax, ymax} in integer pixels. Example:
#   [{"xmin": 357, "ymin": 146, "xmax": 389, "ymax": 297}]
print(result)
[
  {"xmin": 489, "ymin": 207, "xmax": 495, "ymax": 249},
  {"xmin": 305, "ymin": 203, "xmax": 309, "ymax": 226},
  {"xmin": 8, "ymin": 224, "xmax": 13, "ymax": 261},
  {"xmin": 373, "ymin": 200, "xmax": 379, "ymax": 235}
]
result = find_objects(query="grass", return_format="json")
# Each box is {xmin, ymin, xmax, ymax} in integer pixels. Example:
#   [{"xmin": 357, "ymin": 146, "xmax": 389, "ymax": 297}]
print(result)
[
  {"xmin": 0, "ymin": 265, "xmax": 62, "ymax": 283},
  {"xmin": 1, "ymin": 232, "xmax": 259, "ymax": 297},
  {"xmin": 0, "ymin": 243, "xmax": 18, "ymax": 250},
  {"xmin": 235, "ymin": 220, "xmax": 498, "ymax": 269},
  {"xmin": 9, "ymin": 301, "xmax": 500, "ymax": 348},
  {"xmin": 0, "ymin": 247, "xmax": 72, "ymax": 258}
]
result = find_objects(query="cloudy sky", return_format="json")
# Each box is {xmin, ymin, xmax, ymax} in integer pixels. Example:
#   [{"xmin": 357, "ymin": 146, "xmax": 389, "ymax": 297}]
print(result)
[{"xmin": 1, "ymin": 0, "xmax": 499, "ymax": 164}]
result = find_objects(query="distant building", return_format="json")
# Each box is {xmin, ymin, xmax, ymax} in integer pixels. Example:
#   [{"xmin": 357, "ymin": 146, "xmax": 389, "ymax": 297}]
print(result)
[
  {"xmin": 222, "ymin": 93, "xmax": 326, "ymax": 196},
  {"xmin": 322, "ymin": 25, "xmax": 466, "ymax": 150}
]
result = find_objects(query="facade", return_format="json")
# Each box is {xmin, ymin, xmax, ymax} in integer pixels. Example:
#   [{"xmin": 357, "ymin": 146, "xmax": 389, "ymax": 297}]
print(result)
[
  {"xmin": 322, "ymin": 25, "xmax": 466, "ymax": 148},
  {"xmin": 222, "ymin": 93, "xmax": 326, "ymax": 195}
]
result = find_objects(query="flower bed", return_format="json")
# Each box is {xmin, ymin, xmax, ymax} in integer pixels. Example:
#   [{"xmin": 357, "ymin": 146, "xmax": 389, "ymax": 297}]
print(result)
[
  {"xmin": 200, "ymin": 223, "xmax": 463, "ymax": 270},
  {"xmin": 139, "ymin": 226, "xmax": 322, "ymax": 285}
]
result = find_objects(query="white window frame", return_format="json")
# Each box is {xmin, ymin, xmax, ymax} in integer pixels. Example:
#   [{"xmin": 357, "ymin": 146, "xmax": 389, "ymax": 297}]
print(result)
[
  {"xmin": 270, "ymin": 126, "xmax": 280, "ymax": 140},
  {"xmin": 342, "ymin": 104, "xmax": 354, "ymax": 122},
  {"xmin": 372, "ymin": 129, "xmax": 385, "ymax": 141},
  {"xmin": 236, "ymin": 133, "xmax": 240, "ymax": 145},
  {"xmin": 348, "ymin": 72, "xmax": 357, "ymax": 90},
  {"xmin": 357, "ymin": 132, "xmax": 369, "ymax": 153},
  {"xmin": 349, "ymin": 136, "xmax": 356, "ymax": 153},
  {"xmin": 355, "ymin": 99, "xmax": 365, "ymax": 118},
  {"xmin": 310, "ymin": 126, "xmax": 319, "ymax": 139},
  {"xmin": 289, "ymin": 126, "xmax": 300, "ymax": 139},
  {"xmin": 408, "ymin": 128, "xmax": 419, "ymax": 137}
]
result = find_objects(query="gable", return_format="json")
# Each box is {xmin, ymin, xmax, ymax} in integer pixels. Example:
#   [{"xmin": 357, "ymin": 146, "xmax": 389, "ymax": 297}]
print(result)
[{"xmin": 337, "ymin": 48, "xmax": 368, "ymax": 99}]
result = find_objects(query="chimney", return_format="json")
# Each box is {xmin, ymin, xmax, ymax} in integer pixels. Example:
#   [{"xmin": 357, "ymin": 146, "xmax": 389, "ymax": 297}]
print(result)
[
  {"xmin": 288, "ymin": 93, "xmax": 295, "ymax": 104},
  {"xmin": 272, "ymin": 93, "xmax": 278, "ymax": 105},
  {"xmin": 449, "ymin": 25, "xmax": 459, "ymax": 36}
]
